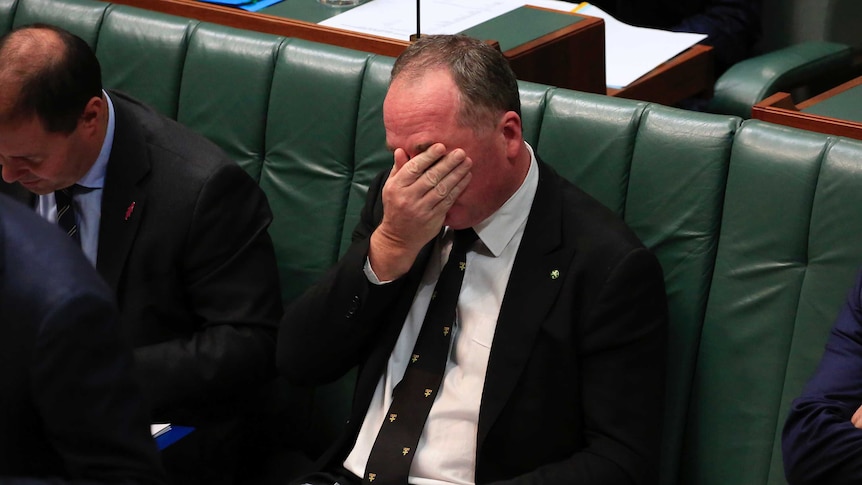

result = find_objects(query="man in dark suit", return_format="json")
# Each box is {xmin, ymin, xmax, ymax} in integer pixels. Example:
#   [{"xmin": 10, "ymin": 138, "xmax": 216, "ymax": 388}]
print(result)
[
  {"xmin": 0, "ymin": 24, "xmax": 283, "ymax": 484},
  {"xmin": 783, "ymin": 268, "xmax": 862, "ymax": 484},
  {"xmin": 586, "ymin": 0, "xmax": 762, "ymax": 77},
  {"xmin": 279, "ymin": 35, "xmax": 668, "ymax": 485},
  {"xmin": 0, "ymin": 192, "xmax": 166, "ymax": 484}
]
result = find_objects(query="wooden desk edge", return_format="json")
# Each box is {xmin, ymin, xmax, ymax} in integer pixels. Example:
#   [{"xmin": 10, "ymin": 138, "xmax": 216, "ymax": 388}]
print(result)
[
  {"xmin": 110, "ymin": 0, "xmax": 410, "ymax": 56},
  {"xmin": 503, "ymin": 7, "xmax": 603, "ymax": 59},
  {"xmin": 608, "ymin": 44, "xmax": 713, "ymax": 106},
  {"xmin": 108, "ymin": 0, "xmax": 601, "ymax": 62},
  {"xmin": 753, "ymin": 91, "xmax": 862, "ymax": 141}
]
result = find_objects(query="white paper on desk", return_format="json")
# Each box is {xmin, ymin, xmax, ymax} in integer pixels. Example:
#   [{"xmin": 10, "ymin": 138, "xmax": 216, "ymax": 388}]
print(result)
[
  {"xmin": 528, "ymin": 1, "xmax": 707, "ymax": 88},
  {"xmin": 150, "ymin": 423, "xmax": 171, "ymax": 438},
  {"xmin": 319, "ymin": 0, "xmax": 524, "ymax": 41}
]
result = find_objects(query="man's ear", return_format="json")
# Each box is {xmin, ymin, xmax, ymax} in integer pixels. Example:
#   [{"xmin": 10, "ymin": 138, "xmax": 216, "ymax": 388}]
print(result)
[
  {"xmin": 78, "ymin": 95, "xmax": 103, "ymax": 133},
  {"xmin": 500, "ymin": 111, "xmax": 523, "ymax": 159}
]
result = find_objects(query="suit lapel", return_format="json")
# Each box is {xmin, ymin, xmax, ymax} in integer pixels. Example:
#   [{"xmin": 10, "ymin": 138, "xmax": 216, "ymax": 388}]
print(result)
[
  {"xmin": 477, "ymin": 162, "xmax": 575, "ymax": 448},
  {"xmin": 96, "ymin": 95, "xmax": 149, "ymax": 292}
]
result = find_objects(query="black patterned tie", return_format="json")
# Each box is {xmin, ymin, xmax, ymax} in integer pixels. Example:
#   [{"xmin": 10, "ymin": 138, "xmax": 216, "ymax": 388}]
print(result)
[
  {"xmin": 55, "ymin": 186, "xmax": 80, "ymax": 244},
  {"xmin": 363, "ymin": 228, "xmax": 479, "ymax": 485}
]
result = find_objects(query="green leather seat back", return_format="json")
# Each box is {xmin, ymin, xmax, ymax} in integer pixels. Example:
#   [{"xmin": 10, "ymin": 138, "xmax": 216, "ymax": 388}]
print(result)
[
  {"xmin": 0, "ymin": 0, "xmax": 18, "ymax": 34},
  {"xmin": 260, "ymin": 39, "xmax": 386, "ymax": 456},
  {"xmin": 536, "ymin": 91, "xmax": 740, "ymax": 485},
  {"xmin": 96, "ymin": 6, "xmax": 197, "ymax": 118},
  {"xmin": 537, "ymin": 91, "xmax": 646, "ymax": 216},
  {"xmin": 515, "ymin": 81, "xmax": 551, "ymax": 148},
  {"xmin": 11, "ymin": 0, "xmax": 106, "ymax": 47},
  {"xmin": 342, "ymin": 54, "xmax": 392, "ymax": 256},
  {"xmin": 179, "ymin": 23, "xmax": 283, "ymax": 182},
  {"xmin": 262, "ymin": 38, "xmax": 374, "ymax": 303},
  {"xmin": 684, "ymin": 121, "xmax": 862, "ymax": 485},
  {"xmin": 626, "ymin": 106, "xmax": 739, "ymax": 485}
]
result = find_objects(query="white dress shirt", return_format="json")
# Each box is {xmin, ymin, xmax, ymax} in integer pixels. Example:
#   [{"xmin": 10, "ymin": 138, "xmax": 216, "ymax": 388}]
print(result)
[
  {"xmin": 345, "ymin": 143, "xmax": 539, "ymax": 485},
  {"xmin": 38, "ymin": 91, "xmax": 116, "ymax": 266}
]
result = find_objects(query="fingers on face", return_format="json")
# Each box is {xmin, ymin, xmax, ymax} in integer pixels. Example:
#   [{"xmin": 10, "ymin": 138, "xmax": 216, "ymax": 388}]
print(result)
[
  {"xmin": 392, "ymin": 148, "xmax": 409, "ymax": 171},
  {"xmin": 424, "ymin": 169, "xmax": 441, "ymax": 189},
  {"xmin": 439, "ymin": 159, "xmax": 472, "ymax": 205},
  {"xmin": 428, "ymin": 153, "xmax": 471, "ymax": 210},
  {"xmin": 387, "ymin": 144, "xmax": 471, "ymax": 213},
  {"xmin": 402, "ymin": 143, "xmax": 445, "ymax": 178}
]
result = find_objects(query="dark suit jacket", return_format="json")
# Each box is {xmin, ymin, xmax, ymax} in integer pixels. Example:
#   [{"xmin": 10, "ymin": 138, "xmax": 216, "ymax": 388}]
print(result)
[
  {"xmin": 588, "ymin": 0, "xmax": 762, "ymax": 75},
  {"xmin": 0, "ymin": 193, "xmax": 166, "ymax": 484},
  {"xmin": 279, "ymin": 161, "xmax": 668, "ymax": 484},
  {"xmin": 1, "ymin": 90, "xmax": 283, "ymax": 423},
  {"xmin": 783, "ymin": 269, "xmax": 862, "ymax": 484}
]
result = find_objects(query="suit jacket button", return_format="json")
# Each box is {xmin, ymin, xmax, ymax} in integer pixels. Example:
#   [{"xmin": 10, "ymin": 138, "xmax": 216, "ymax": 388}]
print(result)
[{"xmin": 346, "ymin": 295, "xmax": 360, "ymax": 318}]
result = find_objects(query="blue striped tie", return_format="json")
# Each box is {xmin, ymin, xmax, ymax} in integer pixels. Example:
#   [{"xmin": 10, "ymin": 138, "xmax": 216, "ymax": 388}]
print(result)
[{"xmin": 55, "ymin": 186, "xmax": 80, "ymax": 244}]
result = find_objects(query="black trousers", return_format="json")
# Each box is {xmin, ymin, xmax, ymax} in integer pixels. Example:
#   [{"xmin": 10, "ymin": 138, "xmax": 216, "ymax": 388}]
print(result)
[{"xmin": 291, "ymin": 466, "xmax": 362, "ymax": 485}]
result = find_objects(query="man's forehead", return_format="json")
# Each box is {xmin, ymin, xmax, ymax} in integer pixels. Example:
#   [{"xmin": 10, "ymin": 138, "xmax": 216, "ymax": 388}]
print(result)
[{"xmin": 0, "ymin": 114, "xmax": 53, "ymax": 146}]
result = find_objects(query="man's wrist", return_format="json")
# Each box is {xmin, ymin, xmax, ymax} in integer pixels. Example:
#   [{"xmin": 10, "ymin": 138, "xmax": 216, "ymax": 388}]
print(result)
[{"xmin": 368, "ymin": 230, "xmax": 418, "ymax": 281}]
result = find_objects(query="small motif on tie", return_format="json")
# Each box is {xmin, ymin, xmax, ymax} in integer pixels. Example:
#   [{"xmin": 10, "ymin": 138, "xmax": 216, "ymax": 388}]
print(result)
[
  {"xmin": 459, "ymin": 261, "xmax": 466, "ymax": 271},
  {"xmin": 550, "ymin": 269, "xmax": 560, "ymax": 279},
  {"xmin": 402, "ymin": 447, "xmax": 410, "ymax": 456},
  {"xmin": 431, "ymin": 290, "xmax": 437, "ymax": 300},
  {"xmin": 443, "ymin": 326, "xmax": 450, "ymax": 336},
  {"xmin": 389, "ymin": 413, "xmax": 397, "ymax": 422},
  {"xmin": 125, "ymin": 201, "xmax": 136, "ymax": 221},
  {"xmin": 411, "ymin": 354, "xmax": 419, "ymax": 363},
  {"xmin": 368, "ymin": 473, "xmax": 376, "ymax": 482},
  {"xmin": 424, "ymin": 389, "xmax": 433, "ymax": 397}
]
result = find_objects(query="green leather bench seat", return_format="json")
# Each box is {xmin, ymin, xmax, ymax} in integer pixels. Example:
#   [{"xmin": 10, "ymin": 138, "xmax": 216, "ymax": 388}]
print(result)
[{"xmin": 4, "ymin": 1, "xmax": 862, "ymax": 484}]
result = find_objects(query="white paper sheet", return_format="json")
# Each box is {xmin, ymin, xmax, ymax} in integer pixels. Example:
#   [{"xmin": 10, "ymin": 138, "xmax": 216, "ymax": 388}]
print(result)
[
  {"xmin": 319, "ymin": 0, "xmax": 524, "ymax": 41},
  {"xmin": 150, "ymin": 423, "xmax": 171, "ymax": 437},
  {"xmin": 528, "ymin": 1, "xmax": 707, "ymax": 88}
]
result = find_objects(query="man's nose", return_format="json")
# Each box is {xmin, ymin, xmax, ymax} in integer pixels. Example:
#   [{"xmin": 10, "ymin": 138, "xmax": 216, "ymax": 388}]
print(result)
[{"xmin": 1, "ymin": 162, "xmax": 27, "ymax": 183}]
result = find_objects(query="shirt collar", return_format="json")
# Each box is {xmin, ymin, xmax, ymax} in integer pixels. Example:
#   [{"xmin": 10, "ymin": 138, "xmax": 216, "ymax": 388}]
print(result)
[
  {"xmin": 76, "ymin": 90, "xmax": 115, "ymax": 190},
  {"xmin": 470, "ymin": 142, "xmax": 539, "ymax": 257}
]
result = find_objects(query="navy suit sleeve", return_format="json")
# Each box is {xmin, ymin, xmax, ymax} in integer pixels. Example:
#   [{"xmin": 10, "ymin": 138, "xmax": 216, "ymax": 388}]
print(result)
[
  {"xmin": 783, "ymin": 270, "xmax": 862, "ymax": 484},
  {"xmin": 30, "ymin": 291, "xmax": 166, "ymax": 484},
  {"xmin": 672, "ymin": 0, "xmax": 762, "ymax": 74}
]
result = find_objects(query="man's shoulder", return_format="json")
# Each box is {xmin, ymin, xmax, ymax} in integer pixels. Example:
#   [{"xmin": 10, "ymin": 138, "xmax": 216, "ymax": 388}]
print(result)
[
  {"xmin": 538, "ymin": 161, "xmax": 647, "ymax": 256},
  {"xmin": 110, "ymin": 90, "xmax": 233, "ymax": 171},
  {"xmin": 109, "ymin": 90, "xmax": 250, "ymax": 193}
]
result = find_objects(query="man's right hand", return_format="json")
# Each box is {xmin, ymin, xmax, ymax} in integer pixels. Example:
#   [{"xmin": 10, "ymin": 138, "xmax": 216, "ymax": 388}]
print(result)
[{"xmin": 368, "ymin": 143, "xmax": 472, "ymax": 281}]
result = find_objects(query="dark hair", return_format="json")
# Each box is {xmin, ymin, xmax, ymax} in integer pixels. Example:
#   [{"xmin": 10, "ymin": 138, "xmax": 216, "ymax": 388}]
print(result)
[
  {"xmin": 0, "ymin": 23, "xmax": 102, "ymax": 133},
  {"xmin": 391, "ymin": 34, "xmax": 521, "ymax": 130}
]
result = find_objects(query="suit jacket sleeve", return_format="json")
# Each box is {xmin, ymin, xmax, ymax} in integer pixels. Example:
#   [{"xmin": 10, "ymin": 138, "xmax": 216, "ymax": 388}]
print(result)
[
  {"xmin": 32, "ymin": 289, "xmax": 166, "ymax": 484},
  {"xmin": 278, "ymin": 172, "xmax": 410, "ymax": 386},
  {"xmin": 133, "ymin": 163, "xmax": 281, "ymax": 419},
  {"xmin": 782, "ymin": 269, "xmax": 862, "ymax": 485}
]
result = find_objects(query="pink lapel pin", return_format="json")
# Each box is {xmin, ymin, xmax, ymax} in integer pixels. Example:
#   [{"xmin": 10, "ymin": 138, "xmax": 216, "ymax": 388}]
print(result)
[{"xmin": 125, "ymin": 201, "xmax": 136, "ymax": 221}]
